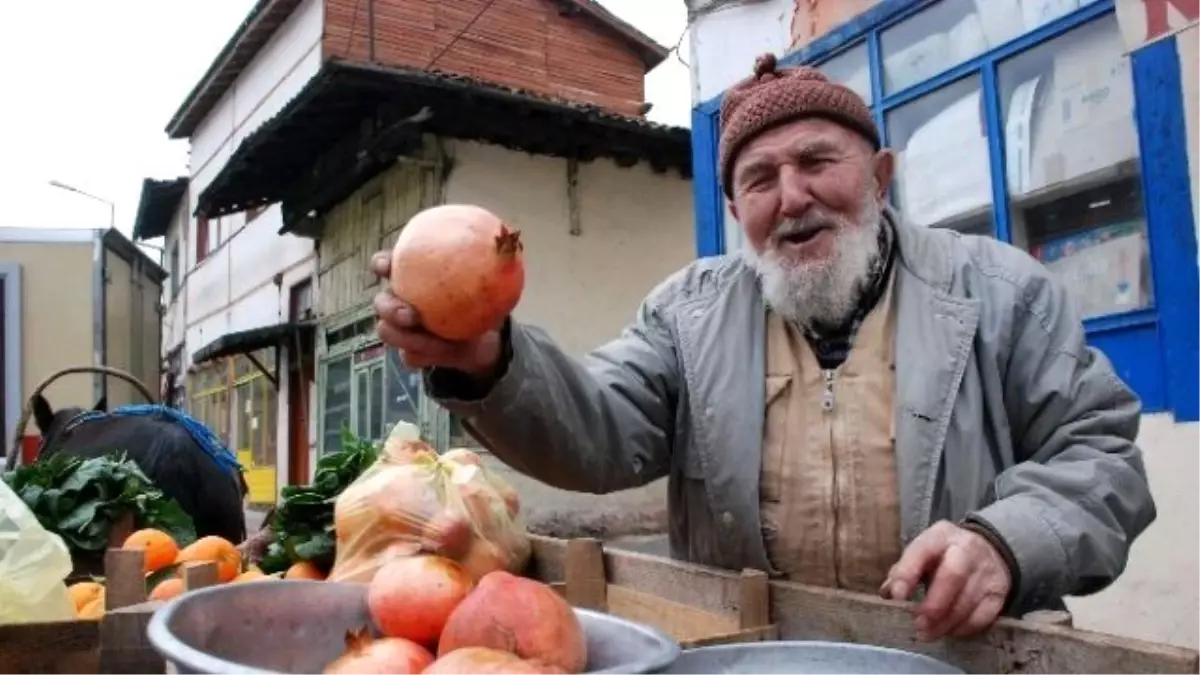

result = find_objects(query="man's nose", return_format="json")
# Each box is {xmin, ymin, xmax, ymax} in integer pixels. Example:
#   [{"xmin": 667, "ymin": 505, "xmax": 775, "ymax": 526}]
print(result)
[{"xmin": 777, "ymin": 166, "xmax": 814, "ymax": 219}]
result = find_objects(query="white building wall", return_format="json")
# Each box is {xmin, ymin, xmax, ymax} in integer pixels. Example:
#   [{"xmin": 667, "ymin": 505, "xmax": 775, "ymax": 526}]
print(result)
[
  {"xmin": 1177, "ymin": 25, "xmax": 1199, "ymax": 263},
  {"xmin": 685, "ymin": 0, "xmax": 1199, "ymax": 650},
  {"xmin": 441, "ymin": 141, "xmax": 696, "ymax": 359},
  {"xmin": 688, "ymin": 0, "xmax": 794, "ymax": 103},
  {"xmin": 177, "ymin": 0, "xmax": 324, "ymax": 501},
  {"xmin": 160, "ymin": 208, "xmax": 188, "ymax": 354},
  {"xmin": 187, "ymin": 0, "xmax": 324, "ymax": 199}
]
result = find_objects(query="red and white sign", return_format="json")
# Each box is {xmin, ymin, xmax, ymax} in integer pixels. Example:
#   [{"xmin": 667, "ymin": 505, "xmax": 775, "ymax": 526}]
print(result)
[{"xmin": 1115, "ymin": 0, "xmax": 1199, "ymax": 50}]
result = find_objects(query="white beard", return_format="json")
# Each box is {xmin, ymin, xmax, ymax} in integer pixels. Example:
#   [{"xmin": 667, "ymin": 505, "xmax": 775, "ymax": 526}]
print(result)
[{"xmin": 742, "ymin": 192, "xmax": 885, "ymax": 330}]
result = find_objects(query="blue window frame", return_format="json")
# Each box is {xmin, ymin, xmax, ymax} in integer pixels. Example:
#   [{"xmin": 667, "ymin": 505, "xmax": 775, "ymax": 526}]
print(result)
[{"xmin": 690, "ymin": 0, "xmax": 1198, "ymax": 421}]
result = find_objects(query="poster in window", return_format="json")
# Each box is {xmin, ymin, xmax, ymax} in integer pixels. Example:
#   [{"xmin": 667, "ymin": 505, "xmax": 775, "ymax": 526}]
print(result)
[{"xmin": 1030, "ymin": 220, "xmax": 1149, "ymax": 317}]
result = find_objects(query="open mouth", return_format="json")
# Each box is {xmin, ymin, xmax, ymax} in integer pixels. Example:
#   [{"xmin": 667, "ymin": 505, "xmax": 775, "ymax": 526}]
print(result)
[{"xmin": 778, "ymin": 226, "xmax": 831, "ymax": 246}]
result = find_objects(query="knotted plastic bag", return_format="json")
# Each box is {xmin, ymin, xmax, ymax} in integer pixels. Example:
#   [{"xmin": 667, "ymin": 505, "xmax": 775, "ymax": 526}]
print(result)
[
  {"xmin": 0, "ymin": 480, "xmax": 76, "ymax": 625},
  {"xmin": 328, "ymin": 422, "xmax": 531, "ymax": 584}
]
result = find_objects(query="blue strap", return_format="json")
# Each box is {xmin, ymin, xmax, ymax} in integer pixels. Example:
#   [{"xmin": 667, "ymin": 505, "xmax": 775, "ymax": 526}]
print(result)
[{"xmin": 63, "ymin": 404, "xmax": 245, "ymax": 476}]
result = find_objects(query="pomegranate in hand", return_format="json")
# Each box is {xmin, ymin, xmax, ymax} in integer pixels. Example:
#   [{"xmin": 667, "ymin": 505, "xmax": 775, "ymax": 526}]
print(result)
[{"xmin": 390, "ymin": 204, "xmax": 525, "ymax": 341}]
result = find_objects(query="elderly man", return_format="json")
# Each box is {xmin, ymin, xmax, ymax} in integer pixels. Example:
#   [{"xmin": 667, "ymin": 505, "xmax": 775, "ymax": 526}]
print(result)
[{"xmin": 370, "ymin": 53, "xmax": 1155, "ymax": 640}]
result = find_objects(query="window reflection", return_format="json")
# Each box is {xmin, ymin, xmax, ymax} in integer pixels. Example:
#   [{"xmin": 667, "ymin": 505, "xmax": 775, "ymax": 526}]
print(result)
[
  {"xmin": 385, "ymin": 348, "xmax": 422, "ymax": 429},
  {"xmin": 818, "ymin": 42, "xmax": 873, "ymax": 104},
  {"xmin": 999, "ymin": 14, "xmax": 1151, "ymax": 319},
  {"xmin": 322, "ymin": 356, "xmax": 351, "ymax": 454},
  {"xmin": 886, "ymin": 75, "xmax": 994, "ymax": 233},
  {"xmin": 881, "ymin": 0, "xmax": 1104, "ymax": 95},
  {"xmin": 881, "ymin": 0, "xmax": 991, "ymax": 93}
]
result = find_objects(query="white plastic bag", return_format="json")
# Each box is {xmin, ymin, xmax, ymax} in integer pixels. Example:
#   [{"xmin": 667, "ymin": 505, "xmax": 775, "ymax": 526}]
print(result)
[
  {"xmin": 0, "ymin": 480, "xmax": 76, "ymax": 625},
  {"xmin": 328, "ymin": 422, "xmax": 531, "ymax": 584}
]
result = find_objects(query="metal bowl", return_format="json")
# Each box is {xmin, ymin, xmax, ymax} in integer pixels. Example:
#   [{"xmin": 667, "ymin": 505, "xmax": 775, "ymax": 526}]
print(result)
[
  {"xmin": 657, "ymin": 641, "xmax": 963, "ymax": 674},
  {"xmin": 146, "ymin": 579, "xmax": 681, "ymax": 674}
]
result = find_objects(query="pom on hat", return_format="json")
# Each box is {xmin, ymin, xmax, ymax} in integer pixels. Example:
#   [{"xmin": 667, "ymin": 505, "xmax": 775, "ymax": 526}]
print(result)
[
  {"xmin": 753, "ymin": 53, "xmax": 778, "ymax": 80},
  {"xmin": 718, "ymin": 52, "xmax": 880, "ymax": 199}
]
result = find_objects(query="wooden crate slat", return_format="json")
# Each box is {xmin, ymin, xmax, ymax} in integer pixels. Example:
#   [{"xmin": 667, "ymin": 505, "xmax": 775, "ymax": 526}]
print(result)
[
  {"xmin": 104, "ymin": 549, "xmax": 147, "ymax": 610},
  {"xmin": 605, "ymin": 585, "xmax": 739, "ymax": 643},
  {"xmin": 538, "ymin": 536, "xmax": 776, "ymax": 649},
  {"xmin": 529, "ymin": 534, "xmax": 747, "ymax": 617},
  {"xmin": 769, "ymin": 578, "xmax": 1199, "ymax": 674},
  {"xmin": 0, "ymin": 551, "xmax": 221, "ymax": 675},
  {"xmin": 535, "ymin": 535, "xmax": 1198, "ymax": 674}
]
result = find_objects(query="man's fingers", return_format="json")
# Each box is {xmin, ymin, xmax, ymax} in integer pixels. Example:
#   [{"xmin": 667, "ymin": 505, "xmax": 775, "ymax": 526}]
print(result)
[
  {"xmin": 918, "ymin": 544, "xmax": 971, "ymax": 624},
  {"xmin": 919, "ymin": 571, "xmax": 981, "ymax": 641},
  {"xmin": 949, "ymin": 593, "xmax": 1004, "ymax": 639},
  {"xmin": 373, "ymin": 291, "xmax": 419, "ymax": 328},
  {"xmin": 884, "ymin": 524, "xmax": 951, "ymax": 600},
  {"xmin": 370, "ymin": 251, "xmax": 392, "ymax": 278},
  {"xmin": 376, "ymin": 320, "xmax": 459, "ymax": 359}
]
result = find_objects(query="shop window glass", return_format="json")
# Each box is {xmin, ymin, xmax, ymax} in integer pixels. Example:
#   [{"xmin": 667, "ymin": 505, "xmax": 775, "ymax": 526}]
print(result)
[
  {"xmin": 882, "ymin": 1, "xmax": 1103, "ymax": 95},
  {"xmin": 354, "ymin": 368, "xmax": 371, "ymax": 440},
  {"xmin": 999, "ymin": 13, "xmax": 1151, "ymax": 319},
  {"xmin": 322, "ymin": 356, "xmax": 352, "ymax": 453},
  {"xmin": 886, "ymin": 75, "xmax": 994, "ymax": 234},
  {"xmin": 881, "ymin": 0, "xmax": 992, "ymax": 93},
  {"xmin": 385, "ymin": 348, "xmax": 421, "ymax": 429},
  {"xmin": 818, "ymin": 42, "xmax": 873, "ymax": 104}
]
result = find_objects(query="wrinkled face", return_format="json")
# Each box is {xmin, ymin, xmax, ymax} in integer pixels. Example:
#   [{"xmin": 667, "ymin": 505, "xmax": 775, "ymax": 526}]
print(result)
[{"xmin": 729, "ymin": 118, "xmax": 895, "ymax": 329}]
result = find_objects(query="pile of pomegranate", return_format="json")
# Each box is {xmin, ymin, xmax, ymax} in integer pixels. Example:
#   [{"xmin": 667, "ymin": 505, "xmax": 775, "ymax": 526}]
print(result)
[{"xmin": 324, "ymin": 557, "xmax": 587, "ymax": 674}]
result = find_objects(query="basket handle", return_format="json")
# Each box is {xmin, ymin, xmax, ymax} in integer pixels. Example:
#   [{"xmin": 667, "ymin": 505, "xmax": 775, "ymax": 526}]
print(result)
[{"xmin": 5, "ymin": 366, "xmax": 158, "ymax": 470}]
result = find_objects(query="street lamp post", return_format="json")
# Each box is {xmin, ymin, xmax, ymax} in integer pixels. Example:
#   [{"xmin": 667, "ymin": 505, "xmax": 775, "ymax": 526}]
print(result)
[{"xmin": 49, "ymin": 179, "xmax": 115, "ymax": 229}]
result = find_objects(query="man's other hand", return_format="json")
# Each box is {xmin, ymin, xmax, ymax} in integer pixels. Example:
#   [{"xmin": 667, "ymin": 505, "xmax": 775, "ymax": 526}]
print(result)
[{"xmin": 879, "ymin": 520, "xmax": 1012, "ymax": 641}]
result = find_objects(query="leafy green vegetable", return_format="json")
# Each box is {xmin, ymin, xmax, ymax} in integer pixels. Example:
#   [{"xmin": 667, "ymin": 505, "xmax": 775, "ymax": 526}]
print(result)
[
  {"xmin": 2, "ymin": 452, "xmax": 197, "ymax": 553},
  {"xmin": 260, "ymin": 425, "xmax": 379, "ymax": 574}
]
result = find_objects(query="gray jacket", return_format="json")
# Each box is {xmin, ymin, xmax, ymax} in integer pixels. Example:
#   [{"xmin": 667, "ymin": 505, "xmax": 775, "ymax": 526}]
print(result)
[{"xmin": 428, "ymin": 211, "xmax": 1156, "ymax": 614}]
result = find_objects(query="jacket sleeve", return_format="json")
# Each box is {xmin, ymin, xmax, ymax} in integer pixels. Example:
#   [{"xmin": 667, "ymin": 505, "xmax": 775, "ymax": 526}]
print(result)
[
  {"xmin": 422, "ymin": 287, "xmax": 682, "ymax": 495},
  {"xmin": 969, "ymin": 269, "xmax": 1157, "ymax": 614}
]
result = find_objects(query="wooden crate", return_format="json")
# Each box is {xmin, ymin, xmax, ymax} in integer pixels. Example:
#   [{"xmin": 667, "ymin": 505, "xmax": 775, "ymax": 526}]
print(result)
[
  {"xmin": 525, "ymin": 535, "xmax": 1199, "ymax": 674},
  {"xmin": 0, "ymin": 549, "xmax": 218, "ymax": 674},
  {"xmin": 769, "ymin": 575, "xmax": 1199, "ymax": 673},
  {"xmin": 10, "ymin": 534, "xmax": 1196, "ymax": 675},
  {"xmin": 534, "ymin": 536, "xmax": 777, "ymax": 647}
]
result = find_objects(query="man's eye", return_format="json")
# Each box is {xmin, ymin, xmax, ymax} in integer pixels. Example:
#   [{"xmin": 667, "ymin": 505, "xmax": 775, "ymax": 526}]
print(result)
[{"xmin": 739, "ymin": 174, "xmax": 770, "ymax": 189}]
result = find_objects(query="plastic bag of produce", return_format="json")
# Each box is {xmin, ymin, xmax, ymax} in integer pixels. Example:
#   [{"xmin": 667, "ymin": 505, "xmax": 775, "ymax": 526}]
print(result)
[
  {"xmin": 0, "ymin": 480, "xmax": 76, "ymax": 625},
  {"xmin": 328, "ymin": 422, "xmax": 531, "ymax": 584}
]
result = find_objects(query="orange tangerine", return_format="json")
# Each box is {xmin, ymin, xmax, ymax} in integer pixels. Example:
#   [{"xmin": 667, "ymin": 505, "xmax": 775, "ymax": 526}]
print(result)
[
  {"xmin": 175, "ymin": 536, "xmax": 241, "ymax": 583},
  {"xmin": 123, "ymin": 528, "xmax": 181, "ymax": 574},
  {"xmin": 149, "ymin": 577, "xmax": 186, "ymax": 601},
  {"xmin": 284, "ymin": 561, "xmax": 327, "ymax": 581}
]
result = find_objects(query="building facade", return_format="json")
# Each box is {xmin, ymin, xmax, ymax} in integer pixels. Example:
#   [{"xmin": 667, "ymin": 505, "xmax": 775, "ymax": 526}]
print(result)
[
  {"xmin": 683, "ymin": 0, "xmax": 1198, "ymax": 649},
  {"xmin": 133, "ymin": 0, "xmax": 328, "ymax": 505},
  {"xmin": 186, "ymin": 0, "xmax": 694, "ymax": 463},
  {"xmin": 136, "ymin": 0, "xmax": 695, "ymax": 503},
  {"xmin": 1, "ymin": 227, "xmax": 165, "ymax": 463}
]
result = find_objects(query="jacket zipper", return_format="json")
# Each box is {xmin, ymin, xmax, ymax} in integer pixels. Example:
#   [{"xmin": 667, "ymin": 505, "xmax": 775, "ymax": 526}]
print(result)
[
  {"xmin": 821, "ymin": 370, "xmax": 836, "ymax": 412},
  {"xmin": 824, "ymin": 368, "xmax": 840, "ymax": 583}
]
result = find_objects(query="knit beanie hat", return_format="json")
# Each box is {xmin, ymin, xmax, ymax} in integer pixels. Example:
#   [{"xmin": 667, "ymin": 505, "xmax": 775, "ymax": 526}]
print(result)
[{"xmin": 718, "ymin": 52, "xmax": 880, "ymax": 198}]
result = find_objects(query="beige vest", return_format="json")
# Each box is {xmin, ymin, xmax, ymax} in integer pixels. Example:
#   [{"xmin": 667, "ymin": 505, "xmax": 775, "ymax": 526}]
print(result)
[{"xmin": 759, "ymin": 272, "xmax": 902, "ymax": 592}]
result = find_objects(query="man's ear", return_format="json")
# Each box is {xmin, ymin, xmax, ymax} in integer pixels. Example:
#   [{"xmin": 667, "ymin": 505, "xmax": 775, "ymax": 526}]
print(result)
[
  {"xmin": 873, "ymin": 149, "xmax": 896, "ymax": 201},
  {"xmin": 728, "ymin": 199, "xmax": 740, "ymax": 224}
]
